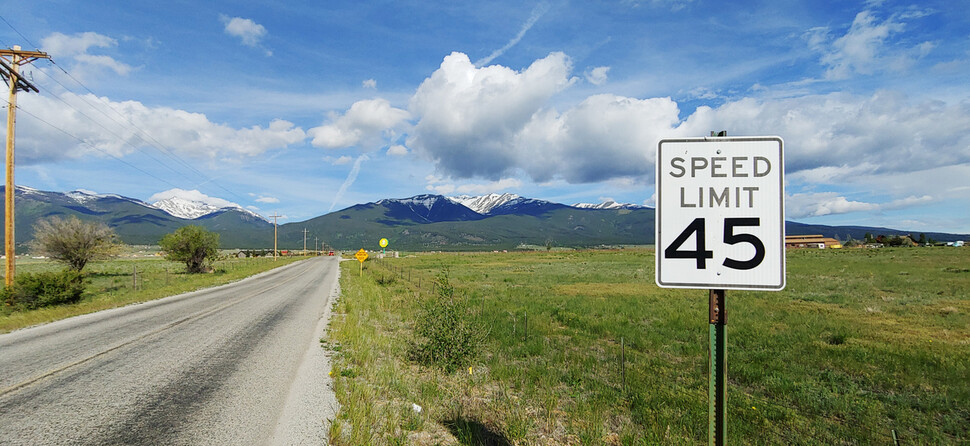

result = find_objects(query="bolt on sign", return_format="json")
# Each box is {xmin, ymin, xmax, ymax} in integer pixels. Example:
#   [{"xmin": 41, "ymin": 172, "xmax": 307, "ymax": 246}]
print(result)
[{"xmin": 655, "ymin": 136, "xmax": 786, "ymax": 290}]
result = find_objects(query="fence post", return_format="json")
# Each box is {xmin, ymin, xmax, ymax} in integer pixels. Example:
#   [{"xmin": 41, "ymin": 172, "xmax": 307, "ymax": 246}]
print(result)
[
  {"xmin": 621, "ymin": 337, "xmax": 626, "ymax": 392},
  {"xmin": 524, "ymin": 311, "xmax": 528, "ymax": 340}
]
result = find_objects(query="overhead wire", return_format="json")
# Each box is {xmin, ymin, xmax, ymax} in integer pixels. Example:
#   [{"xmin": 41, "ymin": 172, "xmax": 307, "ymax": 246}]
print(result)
[
  {"xmin": 0, "ymin": 14, "xmax": 253, "ymax": 203},
  {"xmin": 2, "ymin": 97, "xmax": 182, "ymax": 189},
  {"xmin": 18, "ymin": 67, "xmax": 196, "ymax": 181}
]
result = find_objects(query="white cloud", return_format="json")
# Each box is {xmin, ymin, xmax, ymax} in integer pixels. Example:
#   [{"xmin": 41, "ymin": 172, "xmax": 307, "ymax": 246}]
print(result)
[
  {"xmin": 787, "ymin": 192, "xmax": 879, "ymax": 218},
  {"xmin": 308, "ymin": 98, "xmax": 409, "ymax": 150},
  {"xmin": 255, "ymin": 196, "xmax": 280, "ymax": 203},
  {"xmin": 516, "ymin": 94, "xmax": 680, "ymax": 182},
  {"xmin": 807, "ymin": 8, "xmax": 932, "ymax": 79},
  {"xmin": 317, "ymin": 51, "xmax": 970, "ymax": 209},
  {"xmin": 387, "ymin": 144, "xmax": 408, "ymax": 156},
  {"xmin": 362, "ymin": 79, "xmax": 377, "ymax": 89},
  {"xmin": 40, "ymin": 32, "xmax": 133, "ymax": 78},
  {"xmin": 221, "ymin": 16, "xmax": 267, "ymax": 47},
  {"xmin": 407, "ymin": 51, "xmax": 576, "ymax": 179},
  {"xmin": 585, "ymin": 66, "xmax": 610, "ymax": 85},
  {"xmin": 330, "ymin": 155, "xmax": 354, "ymax": 165},
  {"xmin": 14, "ymin": 92, "xmax": 305, "ymax": 164},
  {"xmin": 786, "ymin": 192, "xmax": 934, "ymax": 218},
  {"xmin": 425, "ymin": 177, "xmax": 522, "ymax": 195},
  {"xmin": 678, "ymin": 91, "xmax": 970, "ymax": 175}
]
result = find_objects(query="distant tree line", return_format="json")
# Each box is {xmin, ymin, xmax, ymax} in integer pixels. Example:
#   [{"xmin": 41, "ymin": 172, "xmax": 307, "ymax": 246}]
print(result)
[{"xmin": 852, "ymin": 232, "xmax": 936, "ymax": 247}]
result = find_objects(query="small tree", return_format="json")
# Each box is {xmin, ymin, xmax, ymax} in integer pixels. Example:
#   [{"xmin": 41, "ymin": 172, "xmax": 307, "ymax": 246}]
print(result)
[
  {"xmin": 159, "ymin": 225, "xmax": 220, "ymax": 273},
  {"xmin": 30, "ymin": 215, "xmax": 121, "ymax": 272}
]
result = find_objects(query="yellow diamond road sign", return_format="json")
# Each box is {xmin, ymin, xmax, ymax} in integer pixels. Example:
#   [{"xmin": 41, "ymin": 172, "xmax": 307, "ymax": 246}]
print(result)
[{"xmin": 355, "ymin": 249, "xmax": 368, "ymax": 263}]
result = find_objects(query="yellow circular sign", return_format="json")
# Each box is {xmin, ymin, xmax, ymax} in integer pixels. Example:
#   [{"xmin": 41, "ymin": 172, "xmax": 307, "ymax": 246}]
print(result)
[{"xmin": 379, "ymin": 238, "xmax": 388, "ymax": 248}]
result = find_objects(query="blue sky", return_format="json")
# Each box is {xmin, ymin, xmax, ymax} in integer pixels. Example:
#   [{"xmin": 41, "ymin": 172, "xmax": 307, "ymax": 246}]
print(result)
[{"xmin": 2, "ymin": 0, "xmax": 969, "ymax": 233}]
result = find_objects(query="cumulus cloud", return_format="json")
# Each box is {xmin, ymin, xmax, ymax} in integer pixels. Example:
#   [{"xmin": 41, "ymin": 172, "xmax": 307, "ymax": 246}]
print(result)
[
  {"xmin": 329, "ymin": 155, "xmax": 354, "ymax": 165},
  {"xmin": 311, "ymin": 50, "xmax": 970, "ymax": 217},
  {"xmin": 308, "ymin": 98, "xmax": 409, "ymax": 150},
  {"xmin": 407, "ymin": 51, "xmax": 576, "ymax": 179},
  {"xmin": 425, "ymin": 176, "xmax": 522, "ymax": 195},
  {"xmin": 222, "ymin": 16, "xmax": 266, "ymax": 46},
  {"xmin": 14, "ymin": 92, "xmax": 305, "ymax": 164},
  {"xmin": 677, "ymin": 91, "xmax": 970, "ymax": 175},
  {"xmin": 40, "ymin": 32, "xmax": 133, "ymax": 78},
  {"xmin": 787, "ymin": 192, "xmax": 934, "ymax": 218},
  {"xmin": 806, "ymin": 8, "xmax": 933, "ymax": 79},
  {"xmin": 584, "ymin": 66, "xmax": 610, "ymax": 85},
  {"xmin": 787, "ymin": 192, "xmax": 879, "ymax": 218},
  {"xmin": 221, "ymin": 15, "xmax": 271, "ymax": 55},
  {"xmin": 387, "ymin": 145, "xmax": 408, "ymax": 156}
]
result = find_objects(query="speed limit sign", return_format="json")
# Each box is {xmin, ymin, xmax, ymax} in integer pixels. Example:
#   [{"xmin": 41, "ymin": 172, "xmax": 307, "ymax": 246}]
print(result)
[{"xmin": 655, "ymin": 136, "xmax": 785, "ymax": 290}]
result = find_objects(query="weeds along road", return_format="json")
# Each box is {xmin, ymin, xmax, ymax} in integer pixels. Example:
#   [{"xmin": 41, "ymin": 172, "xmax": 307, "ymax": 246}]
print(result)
[{"xmin": 0, "ymin": 256, "xmax": 340, "ymax": 445}]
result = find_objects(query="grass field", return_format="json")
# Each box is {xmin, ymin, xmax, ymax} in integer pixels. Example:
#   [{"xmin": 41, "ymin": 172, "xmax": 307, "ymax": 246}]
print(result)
[
  {"xmin": 326, "ymin": 247, "xmax": 969, "ymax": 445},
  {"xmin": 0, "ymin": 254, "xmax": 306, "ymax": 333}
]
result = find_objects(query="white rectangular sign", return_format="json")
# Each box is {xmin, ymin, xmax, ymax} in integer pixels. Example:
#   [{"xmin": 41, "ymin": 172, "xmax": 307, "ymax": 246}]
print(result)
[{"xmin": 655, "ymin": 136, "xmax": 785, "ymax": 290}]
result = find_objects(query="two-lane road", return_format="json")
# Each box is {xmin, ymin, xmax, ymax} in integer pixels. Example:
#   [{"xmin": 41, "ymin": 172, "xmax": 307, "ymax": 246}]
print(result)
[{"xmin": 0, "ymin": 256, "xmax": 340, "ymax": 445}]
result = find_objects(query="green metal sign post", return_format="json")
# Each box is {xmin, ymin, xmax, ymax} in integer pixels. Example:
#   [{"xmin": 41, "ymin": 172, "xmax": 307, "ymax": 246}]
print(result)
[{"xmin": 709, "ymin": 289, "xmax": 727, "ymax": 445}]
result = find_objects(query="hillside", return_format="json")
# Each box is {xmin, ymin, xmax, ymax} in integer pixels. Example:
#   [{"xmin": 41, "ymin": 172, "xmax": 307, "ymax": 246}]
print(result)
[
  {"xmin": 0, "ymin": 186, "xmax": 272, "ymax": 251},
  {"xmin": 1, "ymin": 187, "xmax": 965, "ymax": 251}
]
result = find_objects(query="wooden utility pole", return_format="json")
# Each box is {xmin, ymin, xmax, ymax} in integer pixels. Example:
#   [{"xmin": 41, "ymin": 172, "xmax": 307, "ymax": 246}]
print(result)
[
  {"xmin": 269, "ymin": 213, "xmax": 281, "ymax": 261},
  {"xmin": 302, "ymin": 228, "xmax": 309, "ymax": 256},
  {"xmin": 1, "ymin": 46, "xmax": 50, "ymax": 286}
]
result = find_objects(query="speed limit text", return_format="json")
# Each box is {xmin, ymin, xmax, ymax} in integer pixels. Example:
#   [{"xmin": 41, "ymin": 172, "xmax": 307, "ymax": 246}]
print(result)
[{"xmin": 668, "ymin": 156, "xmax": 771, "ymax": 208}]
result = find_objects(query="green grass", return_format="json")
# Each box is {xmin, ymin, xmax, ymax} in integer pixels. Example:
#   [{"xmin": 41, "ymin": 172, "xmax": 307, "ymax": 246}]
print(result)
[
  {"xmin": 0, "ymin": 255, "xmax": 307, "ymax": 333},
  {"xmin": 326, "ymin": 247, "xmax": 970, "ymax": 445}
]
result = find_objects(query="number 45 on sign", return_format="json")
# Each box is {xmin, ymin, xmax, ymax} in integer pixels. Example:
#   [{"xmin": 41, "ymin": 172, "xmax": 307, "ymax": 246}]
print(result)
[{"xmin": 655, "ymin": 137, "xmax": 785, "ymax": 291}]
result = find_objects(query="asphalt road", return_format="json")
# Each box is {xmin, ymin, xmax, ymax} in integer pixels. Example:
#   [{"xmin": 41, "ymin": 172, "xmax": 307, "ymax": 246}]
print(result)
[{"xmin": 0, "ymin": 256, "xmax": 341, "ymax": 445}]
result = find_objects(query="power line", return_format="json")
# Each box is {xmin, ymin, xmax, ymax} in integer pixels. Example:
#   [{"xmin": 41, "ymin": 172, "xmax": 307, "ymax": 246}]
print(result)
[
  {"xmin": 3, "ymin": 98, "xmax": 182, "ymax": 189},
  {"xmin": 17, "ymin": 75, "xmax": 195, "ymax": 181},
  {"xmin": 0, "ymin": 15, "xmax": 39, "ymax": 50},
  {"xmin": 43, "ymin": 60, "xmax": 213, "ymax": 181},
  {"xmin": 38, "ymin": 59, "xmax": 250, "ymax": 202},
  {"xmin": 0, "ymin": 15, "xmax": 252, "ymax": 203}
]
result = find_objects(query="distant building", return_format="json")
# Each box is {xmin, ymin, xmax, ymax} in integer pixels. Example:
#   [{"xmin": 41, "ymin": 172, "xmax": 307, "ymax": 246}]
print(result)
[{"xmin": 785, "ymin": 235, "xmax": 842, "ymax": 249}]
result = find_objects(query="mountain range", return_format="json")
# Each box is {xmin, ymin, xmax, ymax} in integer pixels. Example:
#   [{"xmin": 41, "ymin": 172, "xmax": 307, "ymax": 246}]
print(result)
[{"xmin": 0, "ymin": 186, "xmax": 965, "ymax": 252}]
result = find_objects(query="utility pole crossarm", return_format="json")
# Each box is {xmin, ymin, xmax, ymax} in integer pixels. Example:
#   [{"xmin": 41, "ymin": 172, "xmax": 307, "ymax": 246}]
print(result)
[
  {"xmin": 0, "ymin": 49, "xmax": 51, "ymax": 59},
  {"xmin": 0, "ymin": 48, "xmax": 50, "ymax": 93}
]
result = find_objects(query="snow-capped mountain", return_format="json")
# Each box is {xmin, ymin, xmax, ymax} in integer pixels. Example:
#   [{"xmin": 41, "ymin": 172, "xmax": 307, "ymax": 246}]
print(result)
[
  {"xmin": 149, "ymin": 188, "xmax": 266, "ymax": 221},
  {"xmin": 447, "ymin": 193, "xmax": 570, "ymax": 216},
  {"xmin": 152, "ymin": 196, "xmax": 264, "ymax": 221},
  {"xmin": 573, "ymin": 200, "xmax": 650, "ymax": 210},
  {"xmin": 376, "ymin": 194, "xmax": 485, "ymax": 223},
  {"xmin": 66, "ymin": 189, "xmax": 151, "ymax": 206},
  {"xmin": 152, "ymin": 196, "xmax": 228, "ymax": 219},
  {"xmin": 448, "ymin": 193, "xmax": 521, "ymax": 215}
]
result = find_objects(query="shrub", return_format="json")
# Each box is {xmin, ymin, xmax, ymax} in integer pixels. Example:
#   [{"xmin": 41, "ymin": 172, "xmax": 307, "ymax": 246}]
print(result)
[
  {"xmin": 410, "ymin": 272, "xmax": 487, "ymax": 372},
  {"xmin": 30, "ymin": 215, "xmax": 122, "ymax": 272},
  {"xmin": 2, "ymin": 270, "xmax": 85, "ymax": 310},
  {"xmin": 159, "ymin": 225, "xmax": 220, "ymax": 273}
]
